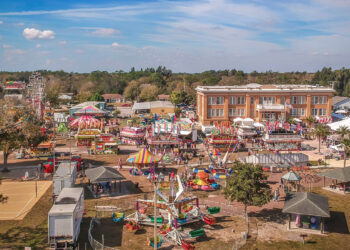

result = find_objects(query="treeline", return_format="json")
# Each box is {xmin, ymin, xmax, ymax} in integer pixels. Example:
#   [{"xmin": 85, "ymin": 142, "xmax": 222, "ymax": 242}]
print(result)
[{"xmin": 0, "ymin": 67, "xmax": 349, "ymax": 105}]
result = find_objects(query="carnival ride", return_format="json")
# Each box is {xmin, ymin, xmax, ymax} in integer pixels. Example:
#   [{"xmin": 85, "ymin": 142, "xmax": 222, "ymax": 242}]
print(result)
[
  {"xmin": 187, "ymin": 171, "xmax": 220, "ymax": 191},
  {"xmin": 124, "ymin": 174, "xmax": 219, "ymax": 249}
]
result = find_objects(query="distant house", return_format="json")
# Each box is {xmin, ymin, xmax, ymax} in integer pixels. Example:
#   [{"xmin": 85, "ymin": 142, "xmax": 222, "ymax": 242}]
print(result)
[
  {"xmin": 158, "ymin": 94, "xmax": 170, "ymax": 101},
  {"xmin": 59, "ymin": 94, "xmax": 73, "ymax": 100},
  {"xmin": 132, "ymin": 101, "xmax": 175, "ymax": 114},
  {"xmin": 332, "ymin": 96, "xmax": 350, "ymax": 110},
  {"xmin": 102, "ymin": 94, "xmax": 125, "ymax": 103}
]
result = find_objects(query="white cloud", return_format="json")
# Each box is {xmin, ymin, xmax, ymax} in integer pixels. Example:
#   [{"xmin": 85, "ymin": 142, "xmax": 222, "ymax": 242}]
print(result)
[
  {"xmin": 111, "ymin": 42, "xmax": 120, "ymax": 47},
  {"xmin": 2, "ymin": 44, "xmax": 12, "ymax": 49},
  {"xmin": 36, "ymin": 43, "xmax": 41, "ymax": 48},
  {"xmin": 23, "ymin": 28, "xmax": 55, "ymax": 40},
  {"xmin": 91, "ymin": 28, "xmax": 120, "ymax": 36},
  {"xmin": 59, "ymin": 40, "xmax": 67, "ymax": 45}
]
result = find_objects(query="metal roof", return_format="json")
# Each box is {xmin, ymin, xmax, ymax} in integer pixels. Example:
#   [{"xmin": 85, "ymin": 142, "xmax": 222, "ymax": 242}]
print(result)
[
  {"xmin": 282, "ymin": 171, "xmax": 301, "ymax": 181},
  {"xmin": 132, "ymin": 101, "xmax": 175, "ymax": 110},
  {"xmin": 55, "ymin": 188, "xmax": 83, "ymax": 204},
  {"xmin": 85, "ymin": 166, "xmax": 125, "ymax": 183},
  {"xmin": 54, "ymin": 162, "xmax": 77, "ymax": 177},
  {"xmin": 282, "ymin": 192, "xmax": 330, "ymax": 217},
  {"xmin": 318, "ymin": 167, "xmax": 350, "ymax": 182}
]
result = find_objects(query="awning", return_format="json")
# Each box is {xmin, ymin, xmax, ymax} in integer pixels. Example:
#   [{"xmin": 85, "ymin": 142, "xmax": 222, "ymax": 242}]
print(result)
[{"xmin": 282, "ymin": 192, "xmax": 330, "ymax": 217}]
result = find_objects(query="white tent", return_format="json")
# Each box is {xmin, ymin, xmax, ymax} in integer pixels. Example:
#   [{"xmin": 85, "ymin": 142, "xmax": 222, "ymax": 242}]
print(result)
[
  {"xmin": 335, "ymin": 109, "xmax": 347, "ymax": 114},
  {"xmin": 293, "ymin": 118, "xmax": 302, "ymax": 122},
  {"xmin": 253, "ymin": 122, "xmax": 265, "ymax": 128},
  {"xmin": 327, "ymin": 117, "xmax": 350, "ymax": 131},
  {"xmin": 233, "ymin": 117, "xmax": 243, "ymax": 122}
]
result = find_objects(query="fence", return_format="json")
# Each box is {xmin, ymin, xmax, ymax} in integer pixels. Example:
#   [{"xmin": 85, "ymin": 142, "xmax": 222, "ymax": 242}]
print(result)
[{"xmin": 88, "ymin": 218, "xmax": 118, "ymax": 250}]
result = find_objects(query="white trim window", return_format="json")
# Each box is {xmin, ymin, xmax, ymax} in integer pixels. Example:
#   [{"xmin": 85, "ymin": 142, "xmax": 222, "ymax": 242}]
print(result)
[
  {"xmin": 250, "ymin": 97, "xmax": 255, "ymax": 105},
  {"xmin": 216, "ymin": 109, "xmax": 224, "ymax": 117},
  {"xmin": 229, "ymin": 108, "xmax": 236, "ymax": 117},
  {"xmin": 311, "ymin": 108, "xmax": 318, "ymax": 116},
  {"xmin": 290, "ymin": 96, "xmax": 298, "ymax": 105},
  {"xmin": 298, "ymin": 108, "xmax": 305, "ymax": 116},
  {"xmin": 320, "ymin": 96, "xmax": 327, "ymax": 104},
  {"xmin": 311, "ymin": 96, "xmax": 319, "ymax": 104},
  {"xmin": 229, "ymin": 96, "xmax": 236, "ymax": 105},
  {"xmin": 319, "ymin": 108, "xmax": 326, "ymax": 116},
  {"xmin": 208, "ymin": 109, "xmax": 215, "ymax": 117},
  {"xmin": 281, "ymin": 97, "xmax": 286, "ymax": 104},
  {"xmin": 298, "ymin": 96, "xmax": 306, "ymax": 104},
  {"xmin": 290, "ymin": 108, "xmax": 297, "ymax": 116},
  {"xmin": 208, "ymin": 97, "xmax": 216, "ymax": 105},
  {"xmin": 237, "ymin": 96, "xmax": 245, "ymax": 105},
  {"xmin": 237, "ymin": 108, "xmax": 245, "ymax": 116},
  {"xmin": 217, "ymin": 96, "xmax": 224, "ymax": 105}
]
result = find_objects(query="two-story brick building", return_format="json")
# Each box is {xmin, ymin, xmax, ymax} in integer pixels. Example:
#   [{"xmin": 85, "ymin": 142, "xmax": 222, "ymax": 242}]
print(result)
[{"xmin": 196, "ymin": 83, "xmax": 334, "ymax": 125}]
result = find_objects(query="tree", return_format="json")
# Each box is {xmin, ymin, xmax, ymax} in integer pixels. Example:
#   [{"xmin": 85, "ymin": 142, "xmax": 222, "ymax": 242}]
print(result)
[
  {"xmin": 123, "ymin": 81, "xmax": 140, "ymax": 101},
  {"xmin": 89, "ymin": 92, "xmax": 105, "ymax": 101},
  {"xmin": 341, "ymin": 139, "xmax": 350, "ymax": 168},
  {"xmin": 312, "ymin": 124, "xmax": 330, "ymax": 153},
  {"xmin": 336, "ymin": 126, "xmax": 350, "ymax": 140},
  {"xmin": 0, "ymin": 101, "xmax": 47, "ymax": 172},
  {"xmin": 45, "ymin": 86, "xmax": 60, "ymax": 107},
  {"xmin": 305, "ymin": 116, "xmax": 316, "ymax": 127},
  {"xmin": 170, "ymin": 91, "xmax": 186, "ymax": 106},
  {"xmin": 224, "ymin": 161, "xmax": 272, "ymax": 236},
  {"xmin": 139, "ymin": 85, "xmax": 159, "ymax": 101}
]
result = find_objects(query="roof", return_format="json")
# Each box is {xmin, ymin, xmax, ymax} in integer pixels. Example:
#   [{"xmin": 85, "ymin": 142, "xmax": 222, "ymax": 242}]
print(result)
[
  {"xmin": 282, "ymin": 192, "xmax": 330, "ymax": 217},
  {"xmin": 318, "ymin": 167, "xmax": 350, "ymax": 182},
  {"xmin": 132, "ymin": 101, "xmax": 175, "ymax": 110},
  {"xmin": 55, "ymin": 188, "xmax": 83, "ymax": 204},
  {"xmin": 49, "ymin": 204, "xmax": 77, "ymax": 215},
  {"xmin": 158, "ymin": 94, "xmax": 170, "ymax": 99},
  {"xmin": 196, "ymin": 84, "xmax": 335, "ymax": 93},
  {"xmin": 102, "ymin": 94, "xmax": 124, "ymax": 99},
  {"xmin": 54, "ymin": 162, "xmax": 77, "ymax": 177},
  {"xmin": 74, "ymin": 105, "xmax": 106, "ymax": 115},
  {"xmin": 70, "ymin": 101, "xmax": 105, "ymax": 110},
  {"xmin": 282, "ymin": 171, "xmax": 301, "ymax": 181},
  {"xmin": 327, "ymin": 117, "xmax": 350, "ymax": 131},
  {"xmin": 127, "ymin": 147, "xmax": 160, "ymax": 164},
  {"xmin": 85, "ymin": 166, "xmax": 125, "ymax": 183},
  {"xmin": 332, "ymin": 96, "xmax": 350, "ymax": 106}
]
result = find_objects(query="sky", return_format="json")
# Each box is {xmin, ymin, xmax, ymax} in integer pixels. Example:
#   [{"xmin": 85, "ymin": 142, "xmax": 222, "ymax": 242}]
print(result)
[{"xmin": 0, "ymin": 0, "xmax": 349, "ymax": 73}]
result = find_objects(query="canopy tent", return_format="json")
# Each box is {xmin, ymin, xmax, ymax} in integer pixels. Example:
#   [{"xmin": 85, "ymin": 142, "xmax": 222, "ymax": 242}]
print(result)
[
  {"xmin": 282, "ymin": 192, "xmax": 330, "ymax": 218},
  {"xmin": 335, "ymin": 109, "xmax": 347, "ymax": 114},
  {"xmin": 73, "ymin": 105, "xmax": 106, "ymax": 116},
  {"xmin": 282, "ymin": 171, "xmax": 301, "ymax": 181},
  {"xmin": 253, "ymin": 122, "xmax": 265, "ymax": 128},
  {"xmin": 85, "ymin": 166, "xmax": 125, "ymax": 183},
  {"xmin": 233, "ymin": 117, "xmax": 243, "ymax": 123},
  {"xmin": 327, "ymin": 118, "xmax": 350, "ymax": 131},
  {"xmin": 293, "ymin": 118, "xmax": 302, "ymax": 122},
  {"xmin": 69, "ymin": 115, "xmax": 101, "ymax": 129},
  {"xmin": 127, "ymin": 147, "xmax": 160, "ymax": 164},
  {"xmin": 318, "ymin": 167, "xmax": 350, "ymax": 182}
]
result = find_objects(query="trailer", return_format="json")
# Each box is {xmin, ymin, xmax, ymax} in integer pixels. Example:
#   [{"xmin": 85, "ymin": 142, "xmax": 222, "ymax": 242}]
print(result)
[
  {"xmin": 48, "ymin": 188, "xmax": 84, "ymax": 249},
  {"xmin": 53, "ymin": 162, "xmax": 77, "ymax": 199}
]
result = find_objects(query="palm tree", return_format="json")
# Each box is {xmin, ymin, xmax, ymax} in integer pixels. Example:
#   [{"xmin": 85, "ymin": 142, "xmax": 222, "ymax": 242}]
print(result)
[
  {"xmin": 312, "ymin": 124, "xmax": 330, "ymax": 153},
  {"xmin": 305, "ymin": 116, "xmax": 315, "ymax": 128},
  {"xmin": 336, "ymin": 126, "xmax": 350, "ymax": 140},
  {"xmin": 341, "ymin": 139, "xmax": 350, "ymax": 168}
]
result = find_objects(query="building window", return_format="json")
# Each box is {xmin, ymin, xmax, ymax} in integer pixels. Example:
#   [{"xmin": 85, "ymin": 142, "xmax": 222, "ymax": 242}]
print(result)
[
  {"xmin": 298, "ymin": 96, "xmax": 306, "ymax": 104},
  {"xmin": 281, "ymin": 97, "xmax": 285, "ymax": 104},
  {"xmin": 216, "ymin": 109, "xmax": 224, "ymax": 117},
  {"xmin": 208, "ymin": 109, "xmax": 215, "ymax": 117},
  {"xmin": 311, "ymin": 96, "xmax": 319, "ymax": 104},
  {"xmin": 229, "ymin": 96, "xmax": 236, "ymax": 105},
  {"xmin": 320, "ymin": 96, "xmax": 327, "ymax": 104},
  {"xmin": 250, "ymin": 109, "xmax": 255, "ymax": 117},
  {"xmin": 290, "ymin": 108, "xmax": 297, "ymax": 116},
  {"xmin": 208, "ymin": 97, "xmax": 215, "ymax": 105},
  {"xmin": 229, "ymin": 108, "xmax": 236, "ymax": 117},
  {"xmin": 237, "ymin": 108, "xmax": 245, "ymax": 116},
  {"xmin": 250, "ymin": 97, "xmax": 255, "ymax": 105},
  {"xmin": 298, "ymin": 108, "xmax": 305, "ymax": 116},
  {"xmin": 319, "ymin": 108, "xmax": 326, "ymax": 116},
  {"xmin": 311, "ymin": 108, "xmax": 318, "ymax": 116},
  {"xmin": 290, "ymin": 96, "xmax": 298, "ymax": 105},
  {"xmin": 217, "ymin": 97, "xmax": 224, "ymax": 105},
  {"xmin": 237, "ymin": 96, "xmax": 245, "ymax": 105},
  {"xmin": 260, "ymin": 96, "xmax": 276, "ymax": 104}
]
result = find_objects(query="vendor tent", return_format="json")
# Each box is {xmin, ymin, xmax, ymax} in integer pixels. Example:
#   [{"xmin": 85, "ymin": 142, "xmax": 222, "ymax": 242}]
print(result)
[
  {"xmin": 282, "ymin": 171, "xmax": 301, "ymax": 181},
  {"xmin": 327, "ymin": 118, "xmax": 350, "ymax": 131},
  {"xmin": 127, "ymin": 147, "xmax": 160, "ymax": 164},
  {"xmin": 318, "ymin": 167, "xmax": 350, "ymax": 182},
  {"xmin": 69, "ymin": 115, "xmax": 101, "ymax": 129},
  {"xmin": 283, "ymin": 192, "xmax": 330, "ymax": 218},
  {"xmin": 85, "ymin": 166, "xmax": 125, "ymax": 183}
]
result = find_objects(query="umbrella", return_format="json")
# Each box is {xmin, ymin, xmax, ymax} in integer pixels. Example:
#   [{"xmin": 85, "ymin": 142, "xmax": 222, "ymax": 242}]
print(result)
[
  {"xmin": 233, "ymin": 117, "xmax": 243, "ymax": 122},
  {"xmin": 211, "ymin": 148, "xmax": 221, "ymax": 156},
  {"xmin": 126, "ymin": 148, "xmax": 160, "ymax": 164}
]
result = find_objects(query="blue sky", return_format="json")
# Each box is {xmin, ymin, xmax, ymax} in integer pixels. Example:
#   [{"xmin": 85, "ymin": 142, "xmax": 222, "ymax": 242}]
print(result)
[{"xmin": 0, "ymin": 0, "xmax": 349, "ymax": 73}]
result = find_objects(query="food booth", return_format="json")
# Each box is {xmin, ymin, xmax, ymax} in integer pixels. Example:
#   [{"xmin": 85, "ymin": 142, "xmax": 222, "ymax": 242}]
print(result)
[
  {"xmin": 74, "ymin": 129, "xmax": 101, "ymax": 147},
  {"xmin": 120, "ymin": 127, "xmax": 145, "ymax": 145}
]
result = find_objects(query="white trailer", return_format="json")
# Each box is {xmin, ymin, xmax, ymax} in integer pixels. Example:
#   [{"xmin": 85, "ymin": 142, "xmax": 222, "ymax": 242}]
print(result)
[
  {"xmin": 48, "ymin": 187, "xmax": 84, "ymax": 249},
  {"xmin": 53, "ymin": 162, "xmax": 77, "ymax": 198}
]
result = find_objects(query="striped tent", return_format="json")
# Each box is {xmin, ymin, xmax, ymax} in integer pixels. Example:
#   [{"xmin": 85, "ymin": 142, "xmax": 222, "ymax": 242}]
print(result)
[
  {"xmin": 127, "ymin": 148, "xmax": 160, "ymax": 164},
  {"xmin": 211, "ymin": 148, "xmax": 221, "ymax": 156}
]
